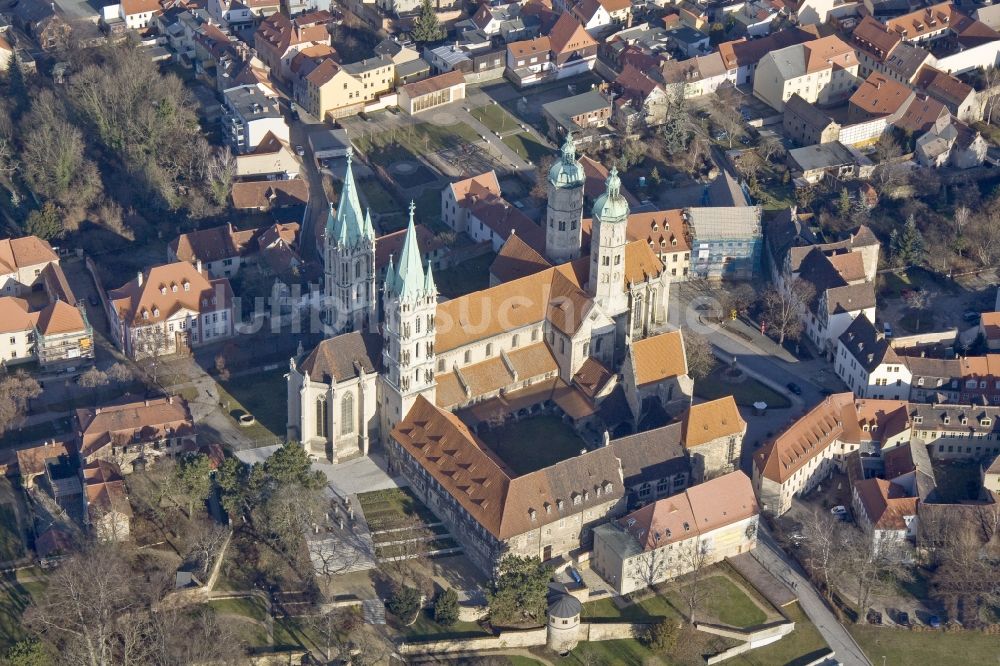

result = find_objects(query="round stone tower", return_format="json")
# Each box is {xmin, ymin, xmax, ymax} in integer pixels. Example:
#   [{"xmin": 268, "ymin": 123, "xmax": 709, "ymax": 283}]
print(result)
[
  {"xmin": 545, "ymin": 135, "xmax": 586, "ymax": 265},
  {"xmin": 546, "ymin": 592, "xmax": 583, "ymax": 654}
]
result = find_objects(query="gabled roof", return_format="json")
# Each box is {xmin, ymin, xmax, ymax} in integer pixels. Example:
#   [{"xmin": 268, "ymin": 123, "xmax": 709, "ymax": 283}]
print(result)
[
  {"xmin": 849, "ymin": 72, "xmax": 914, "ymax": 117},
  {"xmin": 607, "ymin": 422, "xmax": 686, "ymax": 484},
  {"xmin": 230, "ymin": 179, "xmax": 309, "ymax": 209},
  {"xmin": 852, "ymin": 15, "xmax": 901, "ymax": 58},
  {"xmin": 630, "ymin": 330, "xmax": 687, "ymax": 386},
  {"xmin": 717, "ymin": 25, "xmax": 818, "ymax": 69},
  {"xmin": 401, "ymin": 70, "xmax": 465, "ymax": 98},
  {"xmin": 683, "ymin": 396, "xmax": 744, "ymax": 448},
  {"xmin": 121, "ymin": 0, "xmax": 162, "ymax": 17},
  {"xmin": 491, "ymin": 233, "xmax": 552, "ymax": 284},
  {"xmin": 839, "ymin": 314, "xmax": 901, "ymax": 373},
  {"xmin": 469, "ymin": 197, "xmax": 545, "ymax": 252},
  {"xmin": 625, "ymin": 210, "xmax": 690, "ymax": 254},
  {"xmin": 617, "ymin": 471, "xmax": 757, "ymax": 550},
  {"xmin": 83, "ymin": 460, "xmax": 132, "ymax": 518},
  {"xmin": 299, "ymin": 331, "xmax": 381, "ymax": 383},
  {"xmin": 447, "ymin": 170, "xmax": 502, "ymax": 207},
  {"xmin": 854, "ymin": 477, "xmax": 916, "ymax": 530},
  {"xmin": 76, "ymin": 398, "xmax": 194, "ymax": 460},
  {"xmin": 35, "ymin": 300, "xmax": 86, "ymax": 336},
  {"xmin": 548, "ymin": 13, "xmax": 597, "ymax": 55},
  {"xmin": 0, "ymin": 236, "xmax": 58, "ymax": 273},
  {"xmin": 508, "ymin": 35, "xmax": 550, "ymax": 58},
  {"xmin": 108, "ymin": 261, "xmax": 233, "ymax": 326},
  {"xmin": 914, "ymin": 65, "xmax": 975, "ymax": 108},
  {"xmin": 754, "ymin": 392, "xmax": 860, "ymax": 483},
  {"xmin": 895, "ymin": 93, "xmax": 949, "ymax": 134},
  {"xmin": 170, "ymin": 223, "xmax": 256, "ymax": 263},
  {"xmin": 0, "ymin": 297, "xmax": 36, "ymax": 334},
  {"xmin": 391, "ymin": 396, "xmax": 624, "ymax": 540}
]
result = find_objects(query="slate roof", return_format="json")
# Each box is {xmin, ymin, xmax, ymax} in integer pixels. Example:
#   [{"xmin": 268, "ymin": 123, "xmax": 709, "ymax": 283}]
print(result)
[
  {"xmin": 607, "ymin": 422, "xmax": 688, "ymax": 487},
  {"xmin": 299, "ymin": 331, "xmax": 382, "ymax": 383},
  {"xmin": 839, "ymin": 314, "xmax": 901, "ymax": 373}
]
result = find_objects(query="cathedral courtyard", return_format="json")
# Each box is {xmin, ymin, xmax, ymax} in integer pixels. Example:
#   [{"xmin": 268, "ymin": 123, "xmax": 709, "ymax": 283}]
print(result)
[{"xmin": 476, "ymin": 415, "xmax": 590, "ymax": 476}]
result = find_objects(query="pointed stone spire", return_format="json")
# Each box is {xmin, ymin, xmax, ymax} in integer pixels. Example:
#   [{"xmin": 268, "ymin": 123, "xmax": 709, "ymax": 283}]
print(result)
[
  {"xmin": 385, "ymin": 253, "xmax": 396, "ymax": 295},
  {"xmin": 326, "ymin": 148, "xmax": 365, "ymax": 245},
  {"xmin": 392, "ymin": 201, "xmax": 425, "ymax": 299},
  {"xmin": 423, "ymin": 258, "xmax": 436, "ymax": 296},
  {"xmin": 362, "ymin": 207, "xmax": 375, "ymax": 240}
]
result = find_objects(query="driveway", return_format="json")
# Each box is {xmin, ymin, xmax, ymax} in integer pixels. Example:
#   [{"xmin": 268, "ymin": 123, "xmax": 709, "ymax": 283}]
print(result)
[{"xmin": 756, "ymin": 528, "xmax": 872, "ymax": 666}]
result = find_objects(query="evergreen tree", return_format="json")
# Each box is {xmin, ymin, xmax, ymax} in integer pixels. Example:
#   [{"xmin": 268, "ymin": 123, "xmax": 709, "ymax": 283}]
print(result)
[
  {"xmin": 264, "ymin": 441, "xmax": 326, "ymax": 489},
  {"xmin": 174, "ymin": 453, "xmax": 213, "ymax": 518},
  {"xmin": 890, "ymin": 214, "xmax": 925, "ymax": 268},
  {"xmin": 433, "ymin": 588, "xmax": 460, "ymax": 626},
  {"xmin": 660, "ymin": 90, "xmax": 689, "ymax": 156},
  {"xmin": 412, "ymin": 0, "xmax": 445, "ymax": 43},
  {"xmin": 837, "ymin": 188, "xmax": 852, "ymax": 218},
  {"xmin": 24, "ymin": 203, "xmax": 62, "ymax": 240},
  {"xmin": 486, "ymin": 555, "xmax": 551, "ymax": 626}
]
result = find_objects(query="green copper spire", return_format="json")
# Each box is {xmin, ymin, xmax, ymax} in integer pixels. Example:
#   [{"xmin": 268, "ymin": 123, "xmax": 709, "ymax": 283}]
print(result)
[
  {"xmin": 362, "ymin": 207, "xmax": 375, "ymax": 239},
  {"xmin": 423, "ymin": 258, "xmax": 436, "ymax": 296},
  {"xmin": 592, "ymin": 165, "xmax": 629, "ymax": 222},
  {"xmin": 327, "ymin": 149, "xmax": 366, "ymax": 245},
  {"xmin": 548, "ymin": 133, "xmax": 585, "ymax": 188},
  {"xmin": 391, "ymin": 201, "xmax": 426, "ymax": 300}
]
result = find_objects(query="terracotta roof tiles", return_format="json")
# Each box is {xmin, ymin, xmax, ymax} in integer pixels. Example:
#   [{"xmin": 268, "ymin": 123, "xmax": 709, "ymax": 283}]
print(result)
[{"xmin": 630, "ymin": 330, "xmax": 686, "ymax": 386}]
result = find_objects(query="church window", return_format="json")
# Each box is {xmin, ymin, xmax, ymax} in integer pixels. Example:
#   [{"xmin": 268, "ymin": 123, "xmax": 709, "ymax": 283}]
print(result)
[
  {"xmin": 464, "ymin": 350, "xmax": 471, "ymax": 364},
  {"xmin": 602, "ymin": 256, "xmax": 610, "ymax": 266},
  {"xmin": 571, "ymin": 220, "xmax": 577, "ymax": 230},
  {"xmin": 341, "ymin": 393, "xmax": 354, "ymax": 435},
  {"xmin": 438, "ymin": 359, "xmax": 445, "ymax": 372},
  {"xmin": 316, "ymin": 398, "xmax": 327, "ymax": 438},
  {"xmin": 559, "ymin": 221, "xmax": 566, "ymax": 231},
  {"xmin": 511, "ymin": 334, "xmax": 519, "ymax": 348},
  {"xmin": 355, "ymin": 262, "xmax": 361, "ymax": 279},
  {"xmin": 415, "ymin": 317, "xmax": 421, "ymax": 333},
  {"xmin": 614, "ymin": 254, "xmax": 621, "ymax": 265}
]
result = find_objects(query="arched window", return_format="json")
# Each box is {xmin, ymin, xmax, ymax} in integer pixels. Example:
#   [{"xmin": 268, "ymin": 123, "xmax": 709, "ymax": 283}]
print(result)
[
  {"xmin": 341, "ymin": 393, "xmax": 354, "ymax": 435},
  {"xmin": 316, "ymin": 398, "xmax": 327, "ymax": 438}
]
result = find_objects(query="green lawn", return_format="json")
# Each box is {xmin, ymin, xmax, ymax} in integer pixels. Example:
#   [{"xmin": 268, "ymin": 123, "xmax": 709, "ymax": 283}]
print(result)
[
  {"xmin": 471, "ymin": 105, "xmax": 520, "ymax": 135},
  {"xmin": 728, "ymin": 603, "xmax": 828, "ymax": 666},
  {"xmin": 398, "ymin": 608, "xmax": 492, "ymax": 641},
  {"xmin": 694, "ymin": 367, "xmax": 792, "ymax": 409},
  {"xmin": 357, "ymin": 178, "xmax": 401, "ymax": 215},
  {"xmin": 209, "ymin": 595, "xmax": 267, "ymax": 622},
  {"xmin": 355, "ymin": 122, "xmax": 482, "ymax": 155},
  {"xmin": 357, "ymin": 487, "xmax": 440, "ymax": 531},
  {"xmin": 583, "ymin": 591, "xmax": 681, "ymax": 622},
  {"xmin": 849, "ymin": 625, "xmax": 1000, "ymax": 666},
  {"xmin": 0, "ymin": 504, "xmax": 24, "ymax": 562},
  {"xmin": 502, "ymin": 132, "xmax": 551, "ymax": 163},
  {"xmin": 433, "ymin": 252, "xmax": 496, "ymax": 299},
  {"xmin": 932, "ymin": 461, "xmax": 983, "ymax": 502},
  {"xmin": 479, "ymin": 416, "xmax": 587, "ymax": 475},
  {"xmin": 0, "ymin": 573, "xmax": 45, "ymax": 651},
  {"xmin": 413, "ymin": 187, "xmax": 443, "ymax": 228},
  {"xmin": 216, "ymin": 369, "xmax": 288, "ymax": 440},
  {"xmin": 672, "ymin": 576, "xmax": 767, "ymax": 628}
]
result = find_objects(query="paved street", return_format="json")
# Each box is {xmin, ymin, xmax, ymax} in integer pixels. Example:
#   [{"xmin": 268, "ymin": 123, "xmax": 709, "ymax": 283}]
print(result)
[{"xmin": 755, "ymin": 528, "xmax": 872, "ymax": 666}]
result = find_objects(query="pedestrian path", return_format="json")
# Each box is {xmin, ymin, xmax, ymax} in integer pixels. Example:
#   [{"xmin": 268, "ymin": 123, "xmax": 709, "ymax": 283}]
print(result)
[{"xmin": 362, "ymin": 598, "xmax": 386, "ymax": 625}]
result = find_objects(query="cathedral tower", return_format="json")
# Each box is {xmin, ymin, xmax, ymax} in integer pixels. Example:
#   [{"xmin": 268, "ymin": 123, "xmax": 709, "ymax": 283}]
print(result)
[
  {"xmin": 380, "ymin": 202, "xmax": 437, "ymax": 440},
  {"xmin": 588, "ymin": 166, "xmax": 630, "ymax": 318},
  {"xmin": 324, "ymin": 150, "xmax": 376, "ymax": 334},
  {"xmin": 545, "ymin": 135, "xmax": 586, "ymax": 264}
]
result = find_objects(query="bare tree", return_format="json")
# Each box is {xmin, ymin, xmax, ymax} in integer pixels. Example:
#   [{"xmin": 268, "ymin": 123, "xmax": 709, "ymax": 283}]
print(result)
[
  {"xmin": 841, "ymin": 528, "xmax": 912, "ymax": 623},
  {"xmin": 762, "ymin": 279, "xmax": 814, "ymax": 345},
  {"xmin": 872, "ymin": 135, "xmax": 907, "ymax": 193},
  {"xmin": 205, "ymin": 146, "xmax": 235, "ymax": 207},
  {"xmin": 0, "ymin": 136, "xmax": 16, "ymax": 177},
  {"xmin": 185, "ymin": 521, "xmax": 230, "ymax": 577},
  {"xmin": 904, "ymin": 290, "xmax": 930, "ymax": 332},
  {"xmin": 677, "ymin": 539, "xmax": 710, "ymax": 624},
  {"xmin": 757, "ymin": 134, "xmax": 785, "ymax": 163},
  {"xmin": 627, "ymin": 546, "xmax": 671, "ymax": 591},
  {"xmin": 799, "ymin": 508, "xmax": 851, "ymax": 600},
  {"xmin": 719, "ymin": 283, "xmax": 757, "ymax": 319},
  {"xmin": 967, "ymin": 209, "xmax": 1000, "ymax": 267},
  {"xmin": 0, "ymin": 372, "xmax": 42, "ymax": 436},
  {"xmin": 77, "ymin": 367, "xmax": 109, "ymax": 390},
  {"xmin": 682, "ymin": 328, "xmax": 716, "ymax": 381},
  {"xmin": 304, "ymin": 605, "xmax": 360, "ymax": 663},
  {"xmin": 106, "ymin": 362, "xmax": 134, "ymax": 385},
  {"xmin": 982, "ymin": 65, "xmax": 1000, "ymax": 125}
]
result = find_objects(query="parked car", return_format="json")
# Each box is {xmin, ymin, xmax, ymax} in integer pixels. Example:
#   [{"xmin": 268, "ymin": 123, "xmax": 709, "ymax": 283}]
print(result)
[
  {"xmin": 963, "ymin": 310, "xmax": 981, "ymax": 322},
  {"xmin": 866, "ymin": 610, "xmax": 883, "ymax": 625},
  {"xmin": 295, "ymin": 145, "xmax": 305, "ymax": 157},
  {"xmin": 927, "ymin": 615, "xmax": 942, "ymax": 628},
  {"xmin": 894, "ymin": 610, "xmax": 910, "ymax": 627},
  {"xmin": 830, "ymin": 505, "xmax": 849, "ymax": 518},
  {"xmin": 883, "ymin": 322, "xmax": 893, "ymax": 338},
  {"xmin": 786, "ymin": 382, "xmax": 802, "ymax": 395}
]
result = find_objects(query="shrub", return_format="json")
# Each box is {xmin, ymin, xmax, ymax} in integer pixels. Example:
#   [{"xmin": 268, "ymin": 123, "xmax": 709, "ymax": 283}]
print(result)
[
  {"xmin": 388, "ymin": 585, "xmax": 422, "ymax": 625},
  {"xmin": 434, "ymin": 588, "xmax": 460, "ymax": 627},
  {"xmin": 641, "ymin": 619, "xmax": 679, "ymax": 653}
]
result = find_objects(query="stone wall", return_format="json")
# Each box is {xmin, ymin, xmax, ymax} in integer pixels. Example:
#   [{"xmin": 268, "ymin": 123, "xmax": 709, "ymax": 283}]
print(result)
[
  {"xmin": 398, "ymin": 622, "xmax": 646, "ymax": 656},
  {"xmin": 697, "ymin": 621, "xmax": 796, "ymax": 665}
]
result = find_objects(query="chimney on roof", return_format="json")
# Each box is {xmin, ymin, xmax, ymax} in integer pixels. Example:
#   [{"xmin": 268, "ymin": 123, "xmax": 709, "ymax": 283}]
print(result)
[
  {"xmin": 196, "ymin": 259, "xmax": 203, "ymax": 274},
  {"xmin": 602, "ymin": 429, "xmax": 610, "ymax": 447},
  {"xmin": 137, "ymin": 271, "xmax": 144, "ymax": 286}
]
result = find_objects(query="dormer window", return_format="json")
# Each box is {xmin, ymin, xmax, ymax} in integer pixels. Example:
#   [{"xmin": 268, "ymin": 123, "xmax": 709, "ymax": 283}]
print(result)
[
  {"xmin": 171, "ymin": 284, "xmax": 177, "ymax": 292},
  {"xmin": 982, "ymin": 419, "xmax": 992, "ymax": 427},
  {"xmin": 557, "ymin": 499, "xmax": 565, "ymax": 510},
  {"xmin": 944, "ymin": 416, "xmax": 951, "ymax": 424},
  {"xmin": 142, "ymin": 310, "xmax": 149, "ymax": 319},
  {"xmin": 603, "ymin": 482, "xmax": 613, "ymax": 493},
  {"xmin": 961, "ymin": 417, "xmax": 968, "ymax": 426},
  {"xmin": 528, "ymin": 508, "xmax": 537, "ymax": 522},
  {"xmin": 160, "ymin": 286, "xmax": 167, "ymax": 295},
  {"xmin": 152, "ymin": 308, "xmax": 160, "ymax": 317},
  {"xmin": 914, "ymin": 416, "xmax": 923, "ymax": 424},
  {"xmin": 572, "ymin": 493, "xmax": 581, "ymax": 505}
]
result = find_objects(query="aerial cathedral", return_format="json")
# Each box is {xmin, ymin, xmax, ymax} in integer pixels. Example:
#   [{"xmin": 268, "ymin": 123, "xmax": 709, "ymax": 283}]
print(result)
[{"xmin": 288, "ymin": 139, "xmax": 672, "ymax": 463}]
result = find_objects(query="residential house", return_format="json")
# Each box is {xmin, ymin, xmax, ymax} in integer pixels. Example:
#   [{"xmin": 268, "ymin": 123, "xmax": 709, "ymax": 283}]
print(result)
[
  {"xmin": 76, "ymin": 397, "xmax": 196, "ymax": 472},
  {"xmin": 221, "ymin": 84, "xmax": 289, "ymax": 153},
  {"xmin": 717, "ymin": 25, "xmax": 819, "ymax": 86},
  {"xmin": 753, "ymin": 34, "xmax": 860, "ymax": 112},
  {"xmin": 424, "ymin": 43, "xmax": 506, "ymax": 83},
  {"xmin": 505, "ymin": 14, "xmax": 597, "ymax": 87},
  {"xmin": 0, "ymin": 236, "xmax": 59, "ymax": 295},
  {"xmin": 910, "ymin": 402, "xmax": 1000, "ymax": 459},
  {"xmin": 571, "ymin": 0, "xmax": 632, "ymax": 37},
  {"xmin": 787, "ymin": 141, "xmax": 875, "ymax": 184},
  {"xmin": 286, "ymin": 331, "xmax": 381, "ymax": 461},
  {"xmin": 682, "ymin": 396, "xmax": 746, "ymax": 481},
  {"xmin": 752, "ymin": 394, "xmax": 910, "ymax": 514},
  {"xmin": 836, "ymin": 314, "xmax": 912, "ymax": 400},
  {"xmin": 659, "ymin": 53, "xmax": 730, "ymax": 100},
  {"xmin": 234, "ymin": 131, "xmax": 302, "ymax": 179},
  {"xmin": 884, "ymin": 3, "xmax": 1000, "ymax": 75},
  {"xmin": 914, "ymin": 65, "xmax": 981, "ymax": 121},
  {"xmin": 33, "ymin": 300, "xmax": 95, "ymax": 370},
  {"xmin": 298, "ymin": 56, "xmax": 394, "ymax": 120},
  {"xmin": 624, "ymin": 210, "xmax": 691, "ymax": 280},
  {"xmin": 732, "ymin": 0, "xmax": 782, "ymax": 37},
  {"xmin": 466, "ymin": 197, "xmax": 545, "ymax": 253},
  {"xmin": 398, "ymin": 70, "xmax": 466, "ymax": 115},
  {"xmin": 207, "ymin": 0, "xmax": 257, "ymax": 30},
  {"xmin": 686, "ymin": 206, "xmax": 763, "ymax": 280},
  {"xmin": 9, "ymin": 1, "xmax": 72, "ymax": 51},
  {"xmin": 118, "ymin": 0, "xmax": 162, "ymax": 31},
  {"xmin": 850, "ymin": 15, "xmax": 935, "ymax": 85},
  {"xmin": 915, "ymin": 116, "xmax": 988, "ymax": 169},
  {"xmin": 82, "ymin": 461, "xmax": 132, "ymax": 541},
  {"xmin": 783, "ymin": 94, "xmax": 842, "ymax": 146},
  {"xmin": 106, "ymin": 261, "xmax": 235, "ymax": 359},
  {"xmin": 441, "ymin": 171, "xmax": 502, "ymax": 234},
  {"xmin": 851, "ymin": 476, "xmax": 918, "ymax": 552},
  {"xmin": 665, "ymin": 24, "xmax": 711, "ymax": 58},
  {"xmin": 847, "ymin": 72, "xmax": 916, "ymax": 124},
  {"xmin": 230, "ymin": 179, "xmax": 310, "ymax": 211},
  {"xmin": 904, "ymin": 355, "xmax": 962, "ymax": 403},
  {"xmin": 983, "ymin": 455, "xmax": 1000, "ymax": 493},
  {"xmin": 168, "ymin": 222, "xmax": 300, "ymax": 278},
  {"xmin": 541, "ymin": 90, "xmax": 613, "ymax": 143},
  {"xmin": 621, "ymin": 330, "xmax": 693, "ymax": 426},
  {"xmin": 607, "ymin": 424, "xmax": 692, "ymax": 509},
  {"xmin": 795, "ymin": 246, "xmax": 877, "ymax": 357},
  {"xmin": 254, "ymin": 10, "xmax": 331, "ymax": 82},
  {"xmin": 592, "ymin": 471, "xmax": 759, "ymax": 595},
  {"xmin": 981, "ymin": 312, "xmax": 1000, "ymax": 351},
  {"xmin": 389, "ymin": 395, "xmax": 629, "ymax": 572}
]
